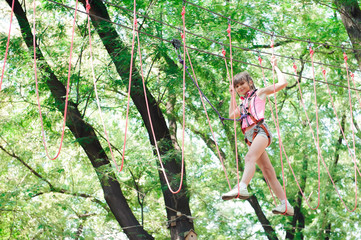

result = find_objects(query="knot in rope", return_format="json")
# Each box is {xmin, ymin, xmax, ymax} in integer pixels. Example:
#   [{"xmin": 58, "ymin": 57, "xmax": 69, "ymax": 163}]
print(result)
[
  {"xmin": 227, "ymin": 24, "xmax": 231, "ymax": 36},
  {"xmin": 343, "ymin": 52, "xmax": 348, "ymax": 61},
  {"xmin": 350, "ymin": 72, "xmax": 355, "ymax": 78},
  {"xmin": 270, "ymin": 38, "xmax": 274, "ymax": 48},
  {"xmin": 222, "ymin": 48, "xmax": 226, "ymax": 57},
  {"xmin": 309, "ymin": 48, "xmax": 314, "ymax": 57},
  {"xmin": 181, "ymin": 32, "xmax": 185, "ymax": 40},
  {"xmin": 258, "ymin": 56, "xmax": 262, "ymax": 64},
  {"xmin": 181, "ymin": 6, "xmax": 185, "ymax": 18},
  {"xmin": 293, "ymin": 62, "xmax": 297, "ymax": 70},
  {"xmin": 134, "ymin": 17, "xmax": 138, "ymax": 28},
  {"xmin": 86, "ymin": 2, "xmax": 91, "ymax": 12},
  {"xmin": 322, "ymin": 68, "xmax": 326, "ymax": 76}
]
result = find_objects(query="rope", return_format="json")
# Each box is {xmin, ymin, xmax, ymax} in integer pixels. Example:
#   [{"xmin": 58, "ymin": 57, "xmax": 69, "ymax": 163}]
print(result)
[
  {"xmin": 120, "ymin": 0, "xmax": 138, "ymax": 172},
  {"xmin": 129, "ymin": 4, "xmax": 187, "ymax": 194},
  {"xmin": 321, "ymin": 67, "xmax": 358, "ymax": 212},
  {"xmin": 350, "ymin": 72, "xmax": 361, "ymax": 108},
  {"xmin": 227, "ymin": 21, "xmax": 242, "ymax": 198},
  {"xmin": 46, "ymin": 0, "xmax": 361, "ymax": 93},
  {"xmin": 258, "ymin": 43, "xmax": 289, "ymax": 213},
  {"xmin": 84, "ymin": 0, "xmax": 120, "ymax": 171},
  {"xmin": 99, "ymin": 0, "xmax": 361, "ymax": 74},
  {"xmin": 183, "ymin": 0, "xmax": 361, "ymax": 53},
  {"xmin": 0, "ymin": 0, "xmax": 15, "ymax": 91},
  {"xmin": 33, "ymin": 0, "xmax": 78, "ymax": 160}
]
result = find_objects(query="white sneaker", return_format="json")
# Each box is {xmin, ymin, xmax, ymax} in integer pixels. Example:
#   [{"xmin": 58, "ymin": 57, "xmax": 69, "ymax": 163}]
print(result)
[
  {"xmin": 221, "ymin": 185, "xmax": 250, "ymax": 200},
  {"xmin": 272, "ymin": 202, "xmax": 294, "ymax": 216}
]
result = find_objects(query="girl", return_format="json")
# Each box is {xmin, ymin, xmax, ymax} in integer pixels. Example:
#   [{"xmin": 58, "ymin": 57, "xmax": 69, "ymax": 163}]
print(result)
[{"xmin": 221, "ymin": 57, "xmax": 294, "ymax": 216}]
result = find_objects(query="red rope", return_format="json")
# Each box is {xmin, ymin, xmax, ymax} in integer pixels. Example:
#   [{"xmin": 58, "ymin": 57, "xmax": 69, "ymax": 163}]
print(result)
[
  {"xmin": 289, "ymin": 60, "xmax": 322, "ymax": 209},
  {"xmin": 121, "ymin": 0, "xmax": 138, "ymax": 171},
  {"xmin": 350, "ymin": 72, "xmax": 361, "ymax": 109},
  {"xmin": 33, "ymin": 0, "xmax": 79, "ymax": 160},
  {"xmin": 260, "ymin": 40, "xmax": 288, "ymax": 213},
  {"xmin": 84, "ymin": 1, "xmax": 120, "ymax": 171},
  {"xmin": 227, "ymin": 22, "xmax": 242, "ymax": 198},
  {"xmin": 0, "ymin": 0, "xmax": 15, "ymax": 91},
  {"xmin": 182, "ymin": 47, "xmax": 232, "ymax": 191},
  {"xmin": 321, "ymin": 67, "xmax": 358, "ymax": 211}
]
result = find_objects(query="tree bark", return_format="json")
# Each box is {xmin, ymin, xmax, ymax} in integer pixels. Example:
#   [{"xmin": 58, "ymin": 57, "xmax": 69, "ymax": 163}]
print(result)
[
  {"xmin": 81, "ymin": 0, "xmax": 195, "ymax": 238},
  {"xmin": 6, "ymin": 0, "xmax": 153, "ymax": 239},
  {"xmin": 334, "ymin": 0, "xmax": 361, "ymax": 70}
]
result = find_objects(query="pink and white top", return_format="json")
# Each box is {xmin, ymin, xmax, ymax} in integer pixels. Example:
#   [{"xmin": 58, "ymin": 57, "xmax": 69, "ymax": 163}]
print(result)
[{"xmin": 240, "ymin": 90, "xmax": 266, "ymax": 130}]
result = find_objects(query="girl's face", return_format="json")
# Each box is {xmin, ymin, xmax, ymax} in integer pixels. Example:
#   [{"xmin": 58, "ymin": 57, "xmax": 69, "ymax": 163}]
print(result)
[{"xmin": 234, "ymin": 80, "xmax": 253, "ymax": 96}]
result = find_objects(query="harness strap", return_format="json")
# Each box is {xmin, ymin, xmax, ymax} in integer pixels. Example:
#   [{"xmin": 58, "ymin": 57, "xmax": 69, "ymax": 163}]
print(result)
[{"xmin": 244, "ymin": 118, "xmax": 271, "ymax": 147}]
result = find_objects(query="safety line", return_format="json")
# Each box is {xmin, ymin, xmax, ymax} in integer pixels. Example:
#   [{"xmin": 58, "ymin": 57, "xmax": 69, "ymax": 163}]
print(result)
[
  {"xmin": 0, "ymin": 0, "xmax": 15, "ymax": 91},
  {"xmin": 33, "ymin": 0, "xmax": 79, "ymax": 160},
  {"xmin": 100, "ymin": 0, "xmax": 361, "ymax": 74},
  {"xmin": 84, "ymin": 0, "xmax": 120, "ymax": 171},
  {"xmin": 46, "ymin": 0, "xmax": 361, "ymax": 93}
]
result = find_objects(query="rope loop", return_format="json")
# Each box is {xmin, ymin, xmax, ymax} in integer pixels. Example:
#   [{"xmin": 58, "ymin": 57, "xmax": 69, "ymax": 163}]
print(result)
[{"xmin": 181, "ymin": 6, "xmax": 185, "ymax": 18}]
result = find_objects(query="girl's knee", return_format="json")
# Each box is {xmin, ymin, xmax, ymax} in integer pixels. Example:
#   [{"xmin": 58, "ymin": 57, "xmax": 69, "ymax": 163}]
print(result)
[{"xmin": 244, "ymin": 154, "xmax": 257, "ymax": 165}]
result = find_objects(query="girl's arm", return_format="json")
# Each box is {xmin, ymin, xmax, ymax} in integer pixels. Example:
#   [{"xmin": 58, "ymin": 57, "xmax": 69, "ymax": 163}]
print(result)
[
  {"xmin": 229, "ymin": 86, "xmax": 241, "ymax": 119},
  {"xmin": 257, "ymin": 56, "xmax": 288, "ymax": 100}
]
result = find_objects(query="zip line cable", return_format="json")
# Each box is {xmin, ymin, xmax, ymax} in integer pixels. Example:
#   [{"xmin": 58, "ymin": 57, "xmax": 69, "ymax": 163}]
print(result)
[
  {"xmin": 100, "ymin": 0, "xmax": 361, "ymax": 74},
  {"xmin": 47, "ymin": 0, "xmax": 361, "ymax": 93}
]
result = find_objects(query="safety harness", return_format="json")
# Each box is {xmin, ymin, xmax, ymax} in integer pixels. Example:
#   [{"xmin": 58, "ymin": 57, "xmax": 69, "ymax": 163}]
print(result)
[{"xmin": 240, "ymin": 89, "xmax": 271, "ymax": 147}]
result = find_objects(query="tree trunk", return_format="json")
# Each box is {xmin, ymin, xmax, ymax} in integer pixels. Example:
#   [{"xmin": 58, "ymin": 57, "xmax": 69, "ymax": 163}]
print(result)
[
  {"xmin": 80, "ymin": 1, "xmax": 194, "ymax": 238},
  {"xmin": 7, "ymin": 0, "xmax": 153, "ymax": 239},
  {"xmin": 334, "ymin": 0, "xmax": 361, "ymax": 70}
]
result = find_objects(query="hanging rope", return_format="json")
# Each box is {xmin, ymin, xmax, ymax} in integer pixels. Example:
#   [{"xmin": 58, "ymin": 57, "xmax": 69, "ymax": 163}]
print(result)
[
  {"xmin": 120, "ymin": 0, "xmax": 138, "ymax": 172},
  {"xmin": 33, "ymin": 0, "xmax": 79, "ymax": 160},
  {"xmin": 321, "ymin": 67, "xmax": 358, "ymax": 212},
  {"xmin": 0, "ymin": 0, "xmax": 15, "ymax": 91},
  {"xmin": 258, "ymin": 39, "xmax": 288, "ymax": 212},
  {"xmin": 226, "ymin": 20, "xmax": 242, "ymax": 198},
  {"xmin": 84, "ymin": 0, "xmax": 120, "ymax": 171}
]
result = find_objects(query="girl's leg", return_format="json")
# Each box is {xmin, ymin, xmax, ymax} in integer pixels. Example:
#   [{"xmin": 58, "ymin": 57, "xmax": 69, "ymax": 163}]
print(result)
[
  {"xmin": 240, "ymin": 134, "xmax": 269, "ymax": 185},
  {"xmin": 256, "ymin": 151, "xmax": 286, "ymax": 201},
  {"xmin": 221, "ymin": 134, "xmax": 268, "ymax": 200}
]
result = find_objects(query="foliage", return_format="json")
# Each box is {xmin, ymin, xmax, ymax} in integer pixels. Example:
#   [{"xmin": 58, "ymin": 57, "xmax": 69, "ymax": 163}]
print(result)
[{"xmin": 1, "ymin": 0, "xmax": 361, "ymax": 239}]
